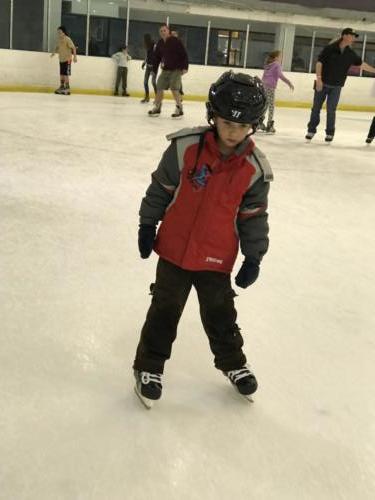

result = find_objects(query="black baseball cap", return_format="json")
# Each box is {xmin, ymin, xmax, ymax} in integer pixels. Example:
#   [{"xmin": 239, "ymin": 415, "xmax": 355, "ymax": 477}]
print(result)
[{"xmin": 341, "ymin": 28, "xmax": 359, "ymax": 38}]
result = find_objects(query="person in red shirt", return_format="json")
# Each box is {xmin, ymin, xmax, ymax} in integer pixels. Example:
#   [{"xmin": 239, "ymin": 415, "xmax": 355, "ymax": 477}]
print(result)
[
  {"xmin": 148, "ymin": 24, "xmax": 189, "ymax": 118},
  {"xmin": 133, "ymin": 72, "xmax": 273, "ymax": 408}
]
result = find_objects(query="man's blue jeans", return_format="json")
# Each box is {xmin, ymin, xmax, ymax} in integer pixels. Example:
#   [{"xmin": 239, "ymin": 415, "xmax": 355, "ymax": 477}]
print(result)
[{"xmin": 307, "ymin": 85, "xmax": 342, "ymax": 136}]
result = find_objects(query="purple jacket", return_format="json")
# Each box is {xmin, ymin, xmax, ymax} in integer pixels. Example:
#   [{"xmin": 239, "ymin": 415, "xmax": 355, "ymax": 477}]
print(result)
[
  {"xmin": 262, "ymin": 61, "xmax": 291, "ymax": 90},
  {"xmin": 153, "ymin": 36, "xmax": 189, "ymax": 73}
]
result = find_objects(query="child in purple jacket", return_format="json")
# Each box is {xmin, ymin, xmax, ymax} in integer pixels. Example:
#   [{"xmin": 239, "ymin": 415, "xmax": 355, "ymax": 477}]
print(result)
[{"xmin": 259, "ymin": 50, "xmax": 294, "ymax": 133}]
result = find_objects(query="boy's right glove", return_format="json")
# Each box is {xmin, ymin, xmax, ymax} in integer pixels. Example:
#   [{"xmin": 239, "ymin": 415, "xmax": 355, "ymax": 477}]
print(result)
[
  {"xmin": 235, "ymin": 257, "xmax": 260, "ymax": 289},
  {"xmin": 138, "ymin": 224, "xmax": 156, "ymax": 259}
]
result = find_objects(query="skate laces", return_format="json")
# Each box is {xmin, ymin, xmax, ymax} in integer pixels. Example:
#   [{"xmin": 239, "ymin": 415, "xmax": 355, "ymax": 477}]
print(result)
[
  {"xmin": 227, "ymin": 365, "xmax": 254, "ymax": 384},
  {"xmin": 140, "ymin": 372, "xmax": 162, "ymax": 386}
]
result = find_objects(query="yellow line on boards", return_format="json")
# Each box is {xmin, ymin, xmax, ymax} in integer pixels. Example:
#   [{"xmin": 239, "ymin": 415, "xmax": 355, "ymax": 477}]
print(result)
[{"xmin": 1, "ymin": 86, "xmax": 375, "ymax": 112}]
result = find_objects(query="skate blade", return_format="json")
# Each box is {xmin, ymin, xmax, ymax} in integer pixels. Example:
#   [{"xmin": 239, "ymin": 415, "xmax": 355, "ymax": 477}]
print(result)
[
  {"xmin": 243, "ymin": 395, "xmax": 254, "ymax": 403},
  {"xmin": 134, "ymin": 386, "xmax": 153, "ymax": 409},
  {"xmin": 148, "ymin": 114, "xmax": 160, "ymax": 118}
]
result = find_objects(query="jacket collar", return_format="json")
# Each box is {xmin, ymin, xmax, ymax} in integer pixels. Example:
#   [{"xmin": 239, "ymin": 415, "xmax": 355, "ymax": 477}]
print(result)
[{"xmin": 205, "ymin": 130, "xmax": 255, "ymax": 161}]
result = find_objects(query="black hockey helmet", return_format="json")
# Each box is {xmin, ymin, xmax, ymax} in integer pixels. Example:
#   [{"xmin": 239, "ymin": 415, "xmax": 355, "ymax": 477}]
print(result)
[{"xmin": 206, "ymin": 71, "xmax": 267, "ymax": 126}]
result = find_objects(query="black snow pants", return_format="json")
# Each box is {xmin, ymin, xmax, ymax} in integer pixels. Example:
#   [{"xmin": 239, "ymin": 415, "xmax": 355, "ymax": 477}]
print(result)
[{"xmin": 133, "ymin": 258, "xmax": 247, "ymax": 374}]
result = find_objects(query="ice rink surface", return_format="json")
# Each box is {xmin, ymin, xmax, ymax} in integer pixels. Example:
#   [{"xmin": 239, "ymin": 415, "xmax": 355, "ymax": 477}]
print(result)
[{"xmin": 1, "ymin": 92, "xmax": 374, "ymax": 500}]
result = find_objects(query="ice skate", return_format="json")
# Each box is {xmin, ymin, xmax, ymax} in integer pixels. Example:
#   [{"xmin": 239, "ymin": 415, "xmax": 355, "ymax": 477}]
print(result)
[
  {"xmin": 171, "ymin": 105, "xmax": 184, "ymax": 118},
  {"xmin": 140, "ymin": 96, "xmax": 150, "ymax": 103},
  {"xmin": 224, "ymin": 365, "xmax": 258, "ymax": 402},
  {"xmin": 62, "ymin": 87, "xmax": 70, "ymax": 96},
  {"xmin": 305, "ymin": 132, "xmax": 315, "ymax": 142},
  {"xmin": 54, "ymin": 86, "xmax": 65, "ymax": 95},
  {"xmin": 148, "ymin": 104, "xmax": 161, "ymax": 117},
  {"xmin": 325, "ymin": 134, "xmax": 334, "ymax": 143},
  {"xmin": 265, "ymin": 121, "xmax": 276, "ymax": 134},
  {"xmin": 134, "ymin": 370, "xmax": 162, "ymax": 409},
  {"xmin": 257, "ymin": 122, "xmax": 266, "ymax": 132},
  {"xmin": 366, "ymin": 136, "xmax": 373, "ymax": 144}
]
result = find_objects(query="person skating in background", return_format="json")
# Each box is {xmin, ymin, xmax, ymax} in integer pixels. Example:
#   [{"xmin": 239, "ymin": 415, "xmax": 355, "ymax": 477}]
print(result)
[
  {"xmin": 148, "ymin": 24, "xmax": 188, "ymax": 118},
  {"xmin": 112, "ymin": 46, "xmax": 131, "ymax": 96},
  {"xmin": 366, "ymin": 116, "xmax": 375, "ymax": 144},
  {"xmin": 141, "ymin": 34, "xmax": 157, "ymax": 103},
  {"xmin": 133, "ymin": 71, "xmax": 272, "ymax": 408},
  {"xmin": 50, "ymin": 26, "xmax": 77, "ymax": 95},
  {"xmin": 306, "ymin": 27, "xmax": 375, "ymax": 143},
  {"xmin": 259, "ymin": 50, "xmax": 294, "ymax": 134}
]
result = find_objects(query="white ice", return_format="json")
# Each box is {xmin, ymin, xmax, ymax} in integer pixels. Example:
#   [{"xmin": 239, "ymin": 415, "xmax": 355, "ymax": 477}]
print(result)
[{"xmin": 1, "ymin": 92, "xmax": 375, "ymax": 500}]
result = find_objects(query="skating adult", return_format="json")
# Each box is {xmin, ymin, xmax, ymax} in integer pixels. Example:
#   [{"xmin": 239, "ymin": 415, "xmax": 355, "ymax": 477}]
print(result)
[
  {"xmin": 305, "ymin": 28, "xmax": 375, "ymax": 142},
  {"xmin": 148, "ymin": 24, "xmax": 188, "ymax": 118},
  {"xmin": 141, "ymin": 34, "xmax": 157, "ymax": 103}
]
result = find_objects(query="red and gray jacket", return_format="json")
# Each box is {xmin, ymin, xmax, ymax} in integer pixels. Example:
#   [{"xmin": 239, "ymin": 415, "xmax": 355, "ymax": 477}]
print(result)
[{"xmin": 140, "ymin": 127, "xmax": 273, "ymax": 273}]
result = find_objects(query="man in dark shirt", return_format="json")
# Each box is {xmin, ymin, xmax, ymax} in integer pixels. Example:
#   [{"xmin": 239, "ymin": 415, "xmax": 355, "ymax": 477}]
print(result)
[
  {"xmin": 148, "ymin": 24, "xmax": 189, "ymax": 118},
  {"xmin": 306, "ymin": 28, "xmax": 375, "ymax": 142}
]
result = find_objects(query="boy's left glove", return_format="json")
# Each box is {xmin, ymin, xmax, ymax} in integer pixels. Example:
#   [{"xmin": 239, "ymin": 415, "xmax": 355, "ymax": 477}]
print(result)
[
  {"xmin": 138, "ymin": 224, "xmax": 156, "ymax": 259},
  {"xmin": 235, "ymin": 257, "xmax": 260, "ymax": 289}
]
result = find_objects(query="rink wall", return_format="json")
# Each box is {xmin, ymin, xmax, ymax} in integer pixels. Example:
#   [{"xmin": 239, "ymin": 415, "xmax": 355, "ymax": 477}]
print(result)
[{"xmin": 1, "ymin": 49, "xmax": 375, "ymax": 111}]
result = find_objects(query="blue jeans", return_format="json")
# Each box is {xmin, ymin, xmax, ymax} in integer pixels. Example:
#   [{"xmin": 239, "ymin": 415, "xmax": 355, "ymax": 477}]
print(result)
[
  {"xmin": 307, "ymin": 85, "xmax": 342, "ymax": 136},
  {"xmin": 144, "ymin": 65, "xmax": 157, "ymax": 97}
]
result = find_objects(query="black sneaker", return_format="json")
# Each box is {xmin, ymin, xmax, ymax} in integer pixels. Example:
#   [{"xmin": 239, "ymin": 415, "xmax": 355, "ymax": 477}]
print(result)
[
  {"xmin": 366, "ymin": 136, "xmax": 374, "ymax": 144},
  {"xmin": 325, "ymin": 134, "xmax": 334, "ymax": 142},
  {"xmin": 54, "ymin": 86, "xmax": 65, "ymax": 95},
  {"xmin": 171, "ymin": 105, "xmax": 184, "ymax": 118},
  {"xmin": 224, "ymin": 364, "xmax": 258, "ymax": 399},
  {"xmin": 134, "ymin": 370, "xmax": 162, "ymax": 409},
  {"xmin": 122, "ymin": 92, "xmax": 130, "ymax": 97}
]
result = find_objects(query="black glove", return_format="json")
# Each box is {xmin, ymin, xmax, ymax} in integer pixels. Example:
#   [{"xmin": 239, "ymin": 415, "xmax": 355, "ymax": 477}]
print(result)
[
  {"xmin": 235, "ymin": 257, "xmax": 260, "ymax": 289},
  {"xmin": 138, "ymin": 224, "xmax": 156, "ymax": 259}
]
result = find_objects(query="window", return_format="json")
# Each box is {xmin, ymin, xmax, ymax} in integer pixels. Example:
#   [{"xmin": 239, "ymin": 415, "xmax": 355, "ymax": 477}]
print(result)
[
  {"xmin": 292, "ymin": 27, "xmax": 314, "ymax": 72},
  {"xmin": 169, "ymin": 25, "xmax": 206, "ymax": 65},
  {"xmin": 108, "ymin": 18, "xmax": 127, "ymax": 56},
  {"xmin": 208, "ymin": 29, "xmax": 246, "ymax": 67},
  {"xmin": 13, "ymin": 0, "xmax": 44, "ymax": 51},
  {"xmin": 89, "ymin": 17, "xmax": 109, "ymax": 56},
  {"xmin": 61, "ymin": 13, "xmax": 87, "ymax": 55},
  {"xmin": 0, "ymin": 0, "xmax": 10, "ymax": 49},
  {"xmin": 246, "ymin": 32, "xmax": 275, "ymax": 69},
  {"xmin": 127, "ymin": 21, "xmax": 161, "ymax": 60}
]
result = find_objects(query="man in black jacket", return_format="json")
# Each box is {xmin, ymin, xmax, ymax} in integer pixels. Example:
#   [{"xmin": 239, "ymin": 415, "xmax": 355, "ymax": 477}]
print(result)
[
  {"xmin": 148, "ymin": 24, "xmax": 188, "ymax": 119},
  {"xmin": 305, "ymin": 28, "xmax": 375, "ymax": 142}
]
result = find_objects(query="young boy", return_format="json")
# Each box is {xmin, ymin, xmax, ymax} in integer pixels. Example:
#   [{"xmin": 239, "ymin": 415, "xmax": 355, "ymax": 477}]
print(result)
[
  {"xmin": 50, "ymin": 26, "xmax": 77, "ymax": 95},
  {"xmin": 112, "ymin": 46, "xmax": 132, "ymax": 96},
  {"xmin": 133, "ymin": 71, "xmax": 272, "ymax": 408}
]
